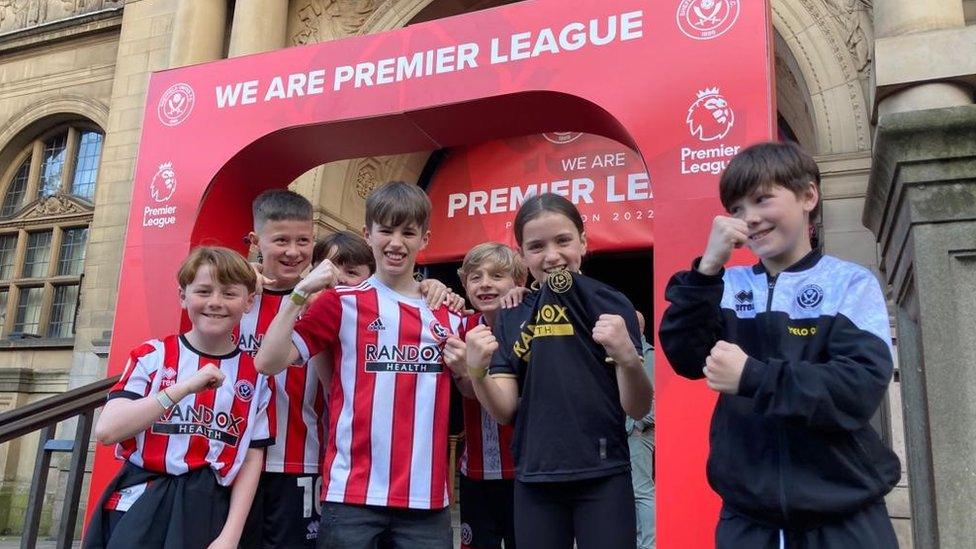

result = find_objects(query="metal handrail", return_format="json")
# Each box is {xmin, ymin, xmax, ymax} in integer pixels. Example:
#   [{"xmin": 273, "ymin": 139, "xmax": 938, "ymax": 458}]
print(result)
[
  {"xmin": 0, "ymin": 375, "xmax": 119, "ymax": 443},
  {"xmin": 0, "ymin": 374, "xmax": 120, "ymax": 549}
]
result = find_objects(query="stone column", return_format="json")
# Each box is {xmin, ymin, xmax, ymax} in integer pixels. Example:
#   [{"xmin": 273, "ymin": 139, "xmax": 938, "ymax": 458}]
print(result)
[
  {"xmin": 873, "ymin": 0, "xmax": 971, "ymax": 116},
  {"xmin": 864, "ymin": 105, "xmax": 976, "ymax": 548},
  {"xmin": 228, "ymin": 0, "xmax": 288, "ymax": 57},
  {"xmin": 169, "ymin": 0, "xmax": 227, "ymax": 68}
]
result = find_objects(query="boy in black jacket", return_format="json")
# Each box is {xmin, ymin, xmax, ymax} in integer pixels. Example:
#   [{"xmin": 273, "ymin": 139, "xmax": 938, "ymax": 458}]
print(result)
[{"xmin": 659, "ymin": 141, "xmax": 900, "ymax": 548}]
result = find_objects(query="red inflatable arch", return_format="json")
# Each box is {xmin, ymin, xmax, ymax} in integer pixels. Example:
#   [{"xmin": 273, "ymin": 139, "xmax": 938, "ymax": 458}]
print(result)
[{"xmin": 90, "ymin": 1, "xmax": 774, "ymax": 546}]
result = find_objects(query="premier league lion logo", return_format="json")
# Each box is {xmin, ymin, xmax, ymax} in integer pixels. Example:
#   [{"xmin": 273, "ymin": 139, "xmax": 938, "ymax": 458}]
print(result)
[
  {"xmin": 686, "ymin": 87, "xmax": 735, "ymax": 142},
  {"xmin": 150, "ymin": 162, "xmax": 177, "ymax": 203}
]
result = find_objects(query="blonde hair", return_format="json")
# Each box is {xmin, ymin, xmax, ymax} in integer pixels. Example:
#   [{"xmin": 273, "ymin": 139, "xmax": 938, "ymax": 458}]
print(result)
[
  {"xmin": 178, "ymin": 246, "xmax": 257, "ymax": 292},
  {"xmin": 457, "ymin": 242, "xmax": 527, "ymax": 286}
]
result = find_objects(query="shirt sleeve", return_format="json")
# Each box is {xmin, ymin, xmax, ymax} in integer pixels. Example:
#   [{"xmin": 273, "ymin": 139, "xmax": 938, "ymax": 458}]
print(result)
[
  {"xmin": 108, "ymin": 342, "xmax": 160, "ymax": 401},
  {"xmin": 658, "ymin": 259, "xmax": 726, "ymax": 380},
  {"xmin": 293, "ymin": 289, "xmax": 342, "ymax": 363},
  {"xmin": 488, "ymin": 307, "xmax": 520, "ymax": 377},
  {"xmin": 249, "ymin": 374, "xmax": 275, "ymax": 448}
]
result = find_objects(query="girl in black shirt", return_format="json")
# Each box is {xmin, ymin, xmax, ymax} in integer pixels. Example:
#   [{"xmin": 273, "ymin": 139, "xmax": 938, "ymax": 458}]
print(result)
[{"xmin": 453, "ymin": 193, "xmax": 652, "ymax": 548}]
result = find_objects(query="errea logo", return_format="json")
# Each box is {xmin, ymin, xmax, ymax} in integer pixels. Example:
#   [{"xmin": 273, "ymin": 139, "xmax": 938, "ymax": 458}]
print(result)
[{"xmin": 734, "ymin": 289, "xmax": 754, "ymax": 312}]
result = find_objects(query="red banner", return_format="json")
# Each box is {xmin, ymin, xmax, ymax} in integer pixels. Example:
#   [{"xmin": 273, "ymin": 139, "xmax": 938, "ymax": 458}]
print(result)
[
  {"xmin": 422, "ymin": 133, "xmax": 652, "ymax": 262},
  {"xmin": 88, "ymin": 1, "xmax": 775, "ymax": 546}
]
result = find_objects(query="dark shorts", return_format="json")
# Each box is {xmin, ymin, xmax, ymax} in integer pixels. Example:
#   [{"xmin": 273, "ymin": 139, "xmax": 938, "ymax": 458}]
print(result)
[
  {"xmin": 459, "ymin": 475, "xmax": 516, "ymax": 549},
  {"xmin": 242, "ymin": 472, "xmax": 322, "ymax": 549},
  {"xmin": 317, "ymin": 501, "xmax": 451, "ymax": 549},
  {"xmin": 716, "ymin": 500, "xmax": 899, "ymax": 549},
  {"xmin": 514, "ymin": 471, "xmax": 635, "ymax": 549}
]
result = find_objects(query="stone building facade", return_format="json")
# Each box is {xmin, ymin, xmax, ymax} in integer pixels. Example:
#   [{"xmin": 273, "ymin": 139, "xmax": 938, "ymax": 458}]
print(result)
[{"xmin": 0, "ymin": 0, "xmax": 972, "ymax": 544}]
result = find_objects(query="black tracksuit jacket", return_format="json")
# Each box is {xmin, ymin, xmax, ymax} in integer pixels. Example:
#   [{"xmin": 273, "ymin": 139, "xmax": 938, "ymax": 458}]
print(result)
[{"xmin": 659, "ymin": 250, "xmax": 900, "ymax": 528}]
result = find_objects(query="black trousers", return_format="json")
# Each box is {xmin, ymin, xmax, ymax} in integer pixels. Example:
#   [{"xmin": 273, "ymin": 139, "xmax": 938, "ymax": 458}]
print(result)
[
  {"xmin": 513, "ymin": 471, "xmax": 635, "ymax": 549},
  {"xmin": 716, "ymin": 500, "xmax": 899, "ymax": 549}
]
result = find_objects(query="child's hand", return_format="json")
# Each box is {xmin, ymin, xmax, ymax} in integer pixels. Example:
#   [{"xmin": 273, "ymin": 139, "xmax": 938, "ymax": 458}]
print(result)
[
  {"xmin": 420, "ymin": 278, "xmax": 455, "ymax": 310},
  {"xmin": 592, "ymin": 314, "xmax": 640, "ymax": 367},
  {"xmin": 296, "ymin": 259, "xmax": 338, "ymax": 294},
  {"xmin": 443, "ymin": 336, "xmax": 467, "ymax": 377},
  {"xmin": 251, "ymin": 263, "xmax": 275, "ymax": 294},
  {"xmin": 185, "ymin": 364, "xmax": 225, "ymax": 394},
  {"xmin": 465, "ymin": 324, "xmax": 498, "ymax": 372},
  {"xmin": 500, "ymin": 286, "xmax": 529, "ymax": 309},
  {"xmin": 699, "ymin": 216, "xmax": 749, "ymax": 276},
  {"xmin": 703, "ymin": 340, "xmax": 748, "ymax": 394}
]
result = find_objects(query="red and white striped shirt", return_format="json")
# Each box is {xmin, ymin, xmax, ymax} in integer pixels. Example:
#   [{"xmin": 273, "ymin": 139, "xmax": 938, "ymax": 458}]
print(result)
[
  {"xmin": 237, "ymin": 289, "xmax": 326, "ymax": 475},
  {"xmin": 108, "ymin": 334, "xmax": 274, "ymax": 486},
  {"xmin": 293, "ymin": 276, "xmax": 463, "ymax": 510},
  {"xmin": 459, "ymin": 314, "xmax": 516, "ymax": 480}
]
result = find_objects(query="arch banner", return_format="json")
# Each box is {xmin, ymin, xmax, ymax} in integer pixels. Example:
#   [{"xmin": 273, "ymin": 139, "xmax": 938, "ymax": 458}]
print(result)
[
  {"xmin": 90, "ymin": 1, "xmax": 774, "ymax": 546},
  {"xmin": 422, "ymin": 133, "xmax": 653, "ymax": 263}
]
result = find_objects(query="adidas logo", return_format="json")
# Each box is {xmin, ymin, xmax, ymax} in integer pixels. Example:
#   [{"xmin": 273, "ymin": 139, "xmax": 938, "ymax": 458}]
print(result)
[{"xmin": 367, "ymin": 318, "xmax": 385, "ymax": 331}]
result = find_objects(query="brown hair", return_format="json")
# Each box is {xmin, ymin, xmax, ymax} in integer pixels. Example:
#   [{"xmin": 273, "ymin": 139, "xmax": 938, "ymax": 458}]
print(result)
[
  {"xmin": 457, "ymin": 242, "xmax": 528, "ymax": 286},
  {"xmin": 719, "ymin": 141, "xmax": 821, "ymax": 222},
  {"xmin": 178, "ymin": 246, "xmax": 256, "ymax": 293},
  {"xmin": 365, "ymin": 181, "xmax": 432, "ymax": 231},
  {"xmin": 313, "ymin": 230, "xmax": 375, "ymax": 272},
  {"xmin": 252, "ymin": 189, "xmax": 313, "ymax": 230},
  {"xmin": 512, "ymin": 193, "xmax": 584, "ymax": 246}
]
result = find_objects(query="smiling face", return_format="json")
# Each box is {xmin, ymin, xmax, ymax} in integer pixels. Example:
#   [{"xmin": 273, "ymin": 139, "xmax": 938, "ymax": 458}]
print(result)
[
  {"xmin": 250, "ymin": 218, "xmax": 314, "ymax": 289},
  {"xmin": 181, "ymin": 264, "xmax": 254, "ymax": 343},
  {"xmin": 364, "ymin": 221, "xmax": 429, "ymax": 282},
  {"xmin": 463, "ymin": 261, "xmax": 518, "ymax": 315},
  {"xmin": 727, "ymin": 181, "xmax": 818, "ymax": 274},
  {"xmin": 518, "ymin": 211, "xmax": 587, "ymax": 283}
]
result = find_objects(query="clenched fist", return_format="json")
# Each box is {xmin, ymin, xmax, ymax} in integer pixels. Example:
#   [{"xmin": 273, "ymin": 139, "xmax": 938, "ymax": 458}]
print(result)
[
  {"xmin": 464, "ymin": 324, "xmax": 498, "ymax": 372},
  {"xmin": 698, "ymin": 216, "xmax": 749, "ymax": 276},
  {"xmin": 703, "ymin": 340, "xmax": 749, "ymax": 394},
  {"xmin": 185, "ymin": 364, "xmax": 225, "ymax": 394}
]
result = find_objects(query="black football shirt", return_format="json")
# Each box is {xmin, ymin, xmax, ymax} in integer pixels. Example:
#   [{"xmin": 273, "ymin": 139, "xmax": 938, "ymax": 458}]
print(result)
[{"xmin": 490, "ymin": 271, "xmax": 641, "ymax": 482}]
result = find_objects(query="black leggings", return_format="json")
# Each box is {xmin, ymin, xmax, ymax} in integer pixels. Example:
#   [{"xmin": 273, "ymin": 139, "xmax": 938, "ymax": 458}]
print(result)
[{"xmin": 514, "ymin": 471, "xmax": 635, "ymax": 549}]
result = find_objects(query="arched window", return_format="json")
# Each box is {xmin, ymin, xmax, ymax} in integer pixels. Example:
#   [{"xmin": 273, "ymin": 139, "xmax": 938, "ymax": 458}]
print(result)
[{"xmin": 0, "ymin": 123, "xmax": 103, "ymax": 340}]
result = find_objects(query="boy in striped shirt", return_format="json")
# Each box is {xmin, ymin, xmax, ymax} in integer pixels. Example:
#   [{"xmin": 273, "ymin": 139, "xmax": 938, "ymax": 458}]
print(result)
[
  {"xmin": 86, "ymin": 246, "xmax": 273, "ymax": 549},
  {"xmin": 257, "ymin": 182, "xmax": 465, "ymax": 548},
  {"xmin": 447, "ymin": 242, "xmax": 527, "ymax": 549}
]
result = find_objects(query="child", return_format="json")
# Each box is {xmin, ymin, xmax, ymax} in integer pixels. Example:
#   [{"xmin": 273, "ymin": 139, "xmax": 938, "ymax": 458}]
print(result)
[
  {"xmin": 460, "ymin": 193, "xmax": 652, "ymax": 549},
  {"xmin": 239, "ymin": 189, "xmax": 324, "ymax": 548},
  {"xmin": 86, "ymin": 246, "xmax": 272, "ymax": 549},
  {"xmin": 443, "ymin": 242, "xmax": 527, "ymax": 549},
  {"xmin": 256, "ymin": 181, "xmax": 465, "ymax": 548},
  {"xmin": 658, "ymin": 141, "xmax": 900, "ymax": 547}
]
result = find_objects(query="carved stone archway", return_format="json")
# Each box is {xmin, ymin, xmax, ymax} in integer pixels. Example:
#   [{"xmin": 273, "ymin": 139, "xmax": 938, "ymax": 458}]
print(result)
[{"xmin": 771, "ymin": 0, "xmax": 873, "ymax": 154}]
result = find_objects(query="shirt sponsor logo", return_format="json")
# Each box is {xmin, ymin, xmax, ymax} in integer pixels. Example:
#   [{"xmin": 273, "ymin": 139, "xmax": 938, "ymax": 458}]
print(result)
[
  {"xmin": 364, "ymin": 344, "xmax": 444, "ymax": 373},
  {"xmin": 154, "ymin": 404, "xmax": 246, "ymax": 445},
  {"xmin": 513, "ymin": 304, "xmax": 575, "ymax": 360},
  {"xmin": 787, "ymin": 325, "xmax": 818, "ymax": 337},
  {"xmin": 237, "ymin": 333, "xmax": 262, "ymax": 356}
]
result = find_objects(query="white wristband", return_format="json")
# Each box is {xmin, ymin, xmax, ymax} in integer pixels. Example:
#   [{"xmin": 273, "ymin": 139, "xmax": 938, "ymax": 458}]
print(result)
[{"xmin": 154, "ymin": 388, "xmax": 176, "ymax": 409}]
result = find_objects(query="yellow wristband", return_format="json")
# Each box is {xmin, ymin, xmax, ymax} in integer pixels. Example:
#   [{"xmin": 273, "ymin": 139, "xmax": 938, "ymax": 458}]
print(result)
[{"xmin": 467, "ymin": 366, "xmax": 488, "ymax": 379}]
